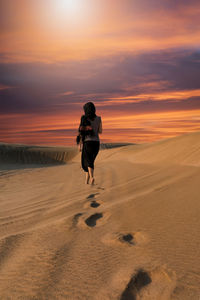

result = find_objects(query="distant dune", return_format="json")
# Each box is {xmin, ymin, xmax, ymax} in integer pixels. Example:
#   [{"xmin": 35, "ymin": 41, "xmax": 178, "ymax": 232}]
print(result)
[
  {"xmin": 120, "ymin": 131, "xmax": 200, "ymax": 166},
  {"xmin": 0, "ymin": 143, "xmax": 78, "ymax": 164},
  {"xmin": 0, "ymin": 131, "xmax": 200, "ymax": 299},
  {"xmin": 0, "ymin": 142, "xmax": 132, "ymax": 165},
  {"xmin": 100, "ymin": 142, "xmax": 134, "ymax": 149}
]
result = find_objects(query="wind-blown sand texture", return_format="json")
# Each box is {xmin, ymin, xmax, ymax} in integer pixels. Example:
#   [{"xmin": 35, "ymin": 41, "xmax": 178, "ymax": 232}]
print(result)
[
  {"xmin": 0, "ymin": 143, "xmax": 78, "ymax": 164},
  {"xmin": 0, "ymin": 131, "xmax": 200, "ymax": 299}
]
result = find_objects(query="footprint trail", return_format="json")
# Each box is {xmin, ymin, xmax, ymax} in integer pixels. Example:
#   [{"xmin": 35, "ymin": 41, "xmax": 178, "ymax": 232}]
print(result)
[{"xmin": 85, "ymin": 213, "xmax": 103, "ymax": 227}]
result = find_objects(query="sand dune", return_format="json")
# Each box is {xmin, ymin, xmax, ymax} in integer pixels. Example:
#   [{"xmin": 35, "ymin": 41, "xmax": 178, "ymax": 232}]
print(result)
[
  {"xmin": 0, "ymin": 142, "xmax": 131, "ymax": 165},
  {"xmin": 107, "ymin": 131, "xmax": 200, "ymax": 166},
  {"xmin": 0, "ymin": 132, "xmax": 200, "ymax": 299},
  {"xmin": 0, "ymin": 143, "xmax": 78, "ymax": 164}
]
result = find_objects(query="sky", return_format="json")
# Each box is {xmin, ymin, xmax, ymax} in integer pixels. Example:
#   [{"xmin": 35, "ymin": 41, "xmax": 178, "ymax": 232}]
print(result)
[{"xmin": 0, "ymin": 0, "xmax": 200, "ymax": 146}]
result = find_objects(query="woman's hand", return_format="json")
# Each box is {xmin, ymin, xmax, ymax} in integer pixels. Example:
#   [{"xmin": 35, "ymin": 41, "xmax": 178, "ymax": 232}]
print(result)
[
  {"xmin": 98, "ymin": 119, "xmax": 102, "ymax": 134},
  {"xmin": 78, "ymin": 144, "xmax": 82, "ymax": 152}
]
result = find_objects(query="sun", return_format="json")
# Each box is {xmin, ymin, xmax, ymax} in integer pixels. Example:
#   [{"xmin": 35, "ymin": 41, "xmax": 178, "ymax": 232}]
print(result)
[
  {"xmin": 41, "ymin": 0, "xmax": 96, "ymax": 32},
  {"xmin": 57, "ymin": 0, "xmax": 83, "ymax": 15}
]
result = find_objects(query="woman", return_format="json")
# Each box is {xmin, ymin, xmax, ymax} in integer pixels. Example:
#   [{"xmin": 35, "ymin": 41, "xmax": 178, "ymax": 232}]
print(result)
[{"xmin": 77, "ymin": 102, "xmax": 102, "ymax": 185}]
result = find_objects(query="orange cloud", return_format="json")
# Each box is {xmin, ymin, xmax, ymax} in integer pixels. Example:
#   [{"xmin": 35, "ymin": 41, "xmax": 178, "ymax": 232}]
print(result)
[
  {"xmin": 1, "ymin": 109, "xmax": 200, "ymax": 146},
  {"xmin": 103, "ymin": 89, "xmax": 200, "ymax": 105},
  {"xmin": 61, "ymin": 89, "xmax": 200, "ymax": 107},
  {"xmin": 0, "ymin": 84, "xmax": 15, "ymax": 90},
  {"xmin": 1, "ymin": 1, "xmax": 200, "ymax": 63},
  {"xmin": 1, "ymin": 1, "xmax": 200, "ymax": 146},
  {"xmin": 57, "ymin": 91, "xmax": 75, "ymax": 97}
]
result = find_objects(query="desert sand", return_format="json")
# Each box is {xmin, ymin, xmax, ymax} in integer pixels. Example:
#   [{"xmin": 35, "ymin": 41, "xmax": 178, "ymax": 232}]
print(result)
[{"xmin": 0, "ymin": 131, "xmax": 200, "ymax": 299}]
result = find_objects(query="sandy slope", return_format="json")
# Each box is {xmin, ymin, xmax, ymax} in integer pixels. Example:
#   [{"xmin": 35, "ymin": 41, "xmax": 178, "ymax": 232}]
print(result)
[
  {"xmin": 0, "ymin": 143, "xmax": 78, "ymax": 164},
  {"xmin": 0, "ymin": 132, "xmax": 200, "ymax": 299}
]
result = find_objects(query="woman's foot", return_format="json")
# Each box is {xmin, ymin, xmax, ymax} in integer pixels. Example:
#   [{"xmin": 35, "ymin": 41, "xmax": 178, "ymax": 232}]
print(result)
[
  {"xmin": 90, "ymin": 177, "xmax": 95, "ymax": 185},
  {"xmin": 85, "ymin": 173, "xmax": 90, "ymax": 184}
]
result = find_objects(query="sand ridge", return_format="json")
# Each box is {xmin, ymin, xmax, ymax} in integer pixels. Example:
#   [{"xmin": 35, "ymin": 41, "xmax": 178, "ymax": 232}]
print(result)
[{"xmin": 0, "ymin": 132, "xmax": 200, "ymax": 299}]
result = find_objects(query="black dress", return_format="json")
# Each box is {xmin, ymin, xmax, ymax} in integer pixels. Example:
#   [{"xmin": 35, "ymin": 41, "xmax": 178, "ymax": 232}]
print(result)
[
  {"xmin": 81, "ymin": 141, "xmax": 100, "ymax": 172},
  {"xmin": 80, "ymin": 115, "xmax": 101, "ymax": 172}
]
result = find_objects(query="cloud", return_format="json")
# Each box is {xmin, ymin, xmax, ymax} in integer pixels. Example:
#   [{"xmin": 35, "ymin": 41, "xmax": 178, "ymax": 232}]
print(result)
[
  {"xmin": 0, "ymin": 83, "xmax": 15, "ymax": 90},
  {"xmin": 100, "ymin": 89, "xmax": 200, "ymax": 105},
  {"xmin": 1, "ymin": 0, "xmax": 200, "ymax": 63},
  {"xmin": 1, "ymin": 45, "xmax": 200, "ymax": 145},
  {"xmin": 1, "ymin": 49, "xmax": 200, "ymax": 115},
  {"xmin": 1, "ymin": 109, "xmax": 199, "ymax": 146},
  {"xmin": 57, "ymin": 91, "xmax": 75, "ymax": 97}
]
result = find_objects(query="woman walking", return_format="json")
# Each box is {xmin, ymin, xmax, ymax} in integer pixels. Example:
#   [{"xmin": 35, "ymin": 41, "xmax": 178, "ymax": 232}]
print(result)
[{"xmin": 77, "ymin": 102, "xmax": 102, "ymax": 185}]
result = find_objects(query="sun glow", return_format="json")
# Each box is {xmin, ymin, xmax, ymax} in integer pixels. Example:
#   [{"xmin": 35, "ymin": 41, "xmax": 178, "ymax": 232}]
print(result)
[
  {"xmin": 39, "ymin": 0, "xmax": 97, "ymax": 32},
  {"xmin": 52, "ymin": 0, "xmax": 89, "ymax": 23},
  {"xmin": 57, "ymin": 0, "xmax": 83, "ymax": 15}
]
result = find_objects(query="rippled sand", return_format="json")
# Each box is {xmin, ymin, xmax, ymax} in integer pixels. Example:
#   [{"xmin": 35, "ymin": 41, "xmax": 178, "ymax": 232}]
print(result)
[{"xmin": 0, "ymin": 132, "xmax": 200, "ymax": 299}]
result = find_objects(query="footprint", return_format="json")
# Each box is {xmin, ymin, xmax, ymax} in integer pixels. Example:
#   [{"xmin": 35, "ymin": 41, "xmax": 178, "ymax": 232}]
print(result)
[
  {"xmin": 119, "ymin": 232, "xmax": 148, "ymax": 246},
  {"xmin": 90, "ymin": 201, "xmax": 101, "ymax": 208},
  {"xmin": 120, "ymin": 269, "xmax": 151, "ymax": 300},
  {"xmin": 86, "ymin": 193, "xmax": 99, "ymax": 199},
  {"xmin": 102, "ymin": 231, "xmax": 148, "ymax": 247},
  {"xmin": 120, "ymin": 266, "xmax": 176, "ymax": 300},
  {"xmin": 119, "ymin": 233, "xmax": 134, "ymax": 245},
  {"xmin": 85, "ymin": 213, "xmax": 103, "ymax": 227},
  {"xmin": 77, "ymin": 211, "xmax": 110, "ymax": 229},
  {"xmin": 83, "ymin": 199, "xmax": 103, "ymax": 209},
  {"xmin": 72, "ymin": 213, "xmax": 83, "ymax": 226}
]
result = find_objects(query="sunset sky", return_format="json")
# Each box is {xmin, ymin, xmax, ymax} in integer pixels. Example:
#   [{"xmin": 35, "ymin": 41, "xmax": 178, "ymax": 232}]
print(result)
[{"xmin": 0, "ymin": 0, "xmax": 200, "ymax": 146}]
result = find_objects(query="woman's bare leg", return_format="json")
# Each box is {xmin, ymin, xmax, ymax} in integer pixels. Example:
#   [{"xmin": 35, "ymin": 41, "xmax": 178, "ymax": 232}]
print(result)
[
  {"xmin": 88, "ymin": 167, "xmax": 94, "ymax": 185},
  {"xmin": 85, "ymin": 172, "xmax": 90, "ymax": 184}
]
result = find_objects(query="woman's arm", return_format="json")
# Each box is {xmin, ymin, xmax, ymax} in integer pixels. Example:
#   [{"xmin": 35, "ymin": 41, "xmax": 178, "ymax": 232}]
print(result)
[
  {"xmin": 98, "ymin": 119, "xmax": 102, "ymax": 134},
  {"xmin": 78, "ymin": 139, "xmax": 83, "ymax": 152},
  {"xmin": 77, "ymin": 118, "xmax": 82, "ymax": 151}
]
